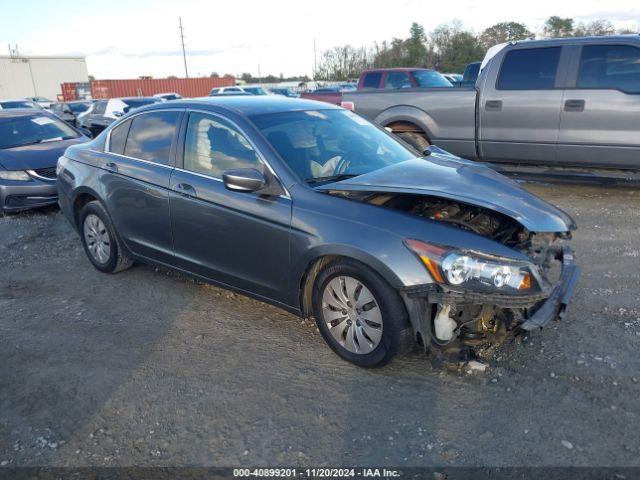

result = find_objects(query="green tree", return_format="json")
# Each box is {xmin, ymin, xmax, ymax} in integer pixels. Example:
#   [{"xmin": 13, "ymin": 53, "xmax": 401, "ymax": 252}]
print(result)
[
  {"xmin": 431, "ymin": 22, "xmax": 485, "ymax": 73},
  {"xmin": 480, "ymin": 22, "xmax": 533, "ymax": 48},
  {"xmin": 543, "ymin": 16, "xmax": 574, "ymax": 38},
  {"xmin": 406, "ymin": 22, "xmax": 431, "ymax": 66}
]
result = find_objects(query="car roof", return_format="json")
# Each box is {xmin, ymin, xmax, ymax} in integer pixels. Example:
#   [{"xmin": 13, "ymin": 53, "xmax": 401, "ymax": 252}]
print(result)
[
  {"xmin": 361, "ymin": 67, "xmax": 433, "ymax": 73},
  {"xmin": 0, "ymin": 108, "xmax": 52, "ymax": 118},
  {"xmin": 506, "ymin": 34, "xmax": 640, "ymax": 47},
  {"xmin": 141, "ymin": 95, "xmax": 341, "ymax": 117}
]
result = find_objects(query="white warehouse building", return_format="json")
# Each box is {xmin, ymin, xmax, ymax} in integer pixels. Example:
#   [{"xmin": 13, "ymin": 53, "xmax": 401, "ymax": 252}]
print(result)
[{"xmin": 0, "ymin": 55, "xmax": 89, "ymax": 101}]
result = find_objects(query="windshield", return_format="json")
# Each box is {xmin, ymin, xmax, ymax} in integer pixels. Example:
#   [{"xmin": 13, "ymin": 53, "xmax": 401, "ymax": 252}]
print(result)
[
  {"xmin": 69, "ymin": 102, "xmax": 91, "ymax": 113},
  {"xmin": 0, "ymin": 114, "xmax": 80, "ymax": 149},
  {"xmin": 411, "ymin": 70, "xmax": 453, "ymax": 87},
  {"xmin": 250, "ymin": 109, "xmax": 417, "ymax": 183},
  {"xmin": 1, "ymin": 101, "xmax": 38, "ymax": 109}
]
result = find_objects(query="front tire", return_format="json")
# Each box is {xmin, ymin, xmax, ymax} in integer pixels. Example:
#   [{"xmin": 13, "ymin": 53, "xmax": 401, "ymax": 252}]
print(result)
[
  {"xmin": 312, "ymin": 259, "xmax": 412, "ymax": 367},
  {"xmin": 396, "ymin": 131, "xmax": 430, "ymax": 153},
  {"xmin": 79, "ymin": 201, "xmax": 133, "ymax": 274}
]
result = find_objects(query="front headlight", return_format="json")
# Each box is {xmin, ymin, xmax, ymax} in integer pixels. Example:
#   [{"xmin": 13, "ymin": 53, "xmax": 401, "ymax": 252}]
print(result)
[
  {"xmin": 0, "ymin": 170, "xmax": 30, "ymax": 181},
  {"xmin": 405, "ymin": 239, "xmax": 534, "ymax": 293}
]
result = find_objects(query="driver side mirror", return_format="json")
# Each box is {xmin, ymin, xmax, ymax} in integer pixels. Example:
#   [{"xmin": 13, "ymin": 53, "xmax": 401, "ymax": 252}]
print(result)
[
  {"xmin": 113, "ymin": 111, "xmax": 124, "ymax": 118},
  {"xmin": 222, "ymin": 168, "xmax": 266, "ymax": 193}
]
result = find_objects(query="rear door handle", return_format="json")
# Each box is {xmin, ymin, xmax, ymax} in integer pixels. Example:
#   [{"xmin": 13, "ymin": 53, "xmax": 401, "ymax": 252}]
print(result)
[
  {"xmin": 104, "ymin": 162, "xmax": 118, "ymax": 173},
  {"xmin": 564, "ymin": 99, "xmax": 585, "ymax": 112},
  {"xmin": 175, "ymin": 183, "xmax": 196, "ymax": 197},
  {"xmin": 485, "ymin": 100, "xmax": 502, "ymax": 111}
]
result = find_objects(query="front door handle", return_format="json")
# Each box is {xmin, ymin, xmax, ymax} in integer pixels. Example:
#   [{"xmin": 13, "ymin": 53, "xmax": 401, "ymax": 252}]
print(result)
[
  {"xmin": 104, "ymin": 162, "xmax": 118, "ymax": 173},
  {"xmin": 175, "ymin": 183, "xmax": 196, "ymax": 197},
  {"xmin": 564, "ymin": 99, "xmax": 585, "ymax": 112},
  {"xmin": 485, "ymin": 100, "xmax": 502, "ymax": 111}
]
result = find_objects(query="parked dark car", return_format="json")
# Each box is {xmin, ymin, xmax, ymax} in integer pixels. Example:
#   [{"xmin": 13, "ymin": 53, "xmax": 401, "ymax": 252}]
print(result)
[
  {"xmin": 0, "ymin": 99, "xmax": 42, "ymax": 110},
  {"xmin": 50, "ymin": 101, "xmax": 93, "ymax": 126},
  {"xmin": 0, "ymin": 109, "xmax": 89, "ymax": 212},
  {"xmin": 57, "ymin": 97, "xmax": 579, "ymax": 367},
  {"xmin": 78, "ymin": 97, "xmax": 161, "ymax": 137},
  {"xmin": 269, "ymin": 87, "xmax": 299, "ymax": 98}
]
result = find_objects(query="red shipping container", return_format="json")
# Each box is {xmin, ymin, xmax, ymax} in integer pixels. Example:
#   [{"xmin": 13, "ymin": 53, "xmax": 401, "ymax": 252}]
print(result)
[{"xmin": 89, "ymin": 76, "xmax": 236, "ymax": 99}]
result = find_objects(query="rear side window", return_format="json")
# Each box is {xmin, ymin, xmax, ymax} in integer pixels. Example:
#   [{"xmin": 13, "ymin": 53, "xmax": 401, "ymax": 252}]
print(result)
[
  {"xmin": 384, "ymin": 72, "xmax": 411, "ymax": 89},
  {"xmin": 124, "ymin": 111, "xmax": 180, "ymax": 165},
  {"xmin": 497, "ymin": 47, "xmax": 561, "ymax": 90},
  {"xmin": 183, "ymin": 112, "xmax": 261, "ymax": 178},
  {"xmin": 362, "ymin": 72, "xmax": 382, "ymax": 89},
  {"xmin": 109, "ymin": 119, "xmax": 131, "ymax": 155},
  {"xmin": 577, "ymin": 44, "xmax": 640, "ymax": 94}
]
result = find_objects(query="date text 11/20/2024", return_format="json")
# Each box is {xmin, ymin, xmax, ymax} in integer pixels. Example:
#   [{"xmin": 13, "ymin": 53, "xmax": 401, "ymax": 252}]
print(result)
[{"xmin": 233, "ymin": 468, "xmax": 401, "ymax": 478}]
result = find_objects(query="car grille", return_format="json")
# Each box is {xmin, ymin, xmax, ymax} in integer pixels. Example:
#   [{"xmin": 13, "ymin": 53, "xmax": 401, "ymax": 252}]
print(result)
[{"xmin": 33, "ymin": 167, "xmax": 57, "ymax": 180}]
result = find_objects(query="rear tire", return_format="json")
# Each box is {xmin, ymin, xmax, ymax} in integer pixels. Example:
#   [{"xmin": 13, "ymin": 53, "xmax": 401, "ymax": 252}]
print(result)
[
  {"xmin": 79, "ymin": 201, "xmax": 133, "ymax": 274},
  {"xmin": 396, "ymin": 131, "xmax": 430, "ymax": 153},
  {"xmin": 312, "ymin": 259, "xmax": 412, "ymax": 367}
]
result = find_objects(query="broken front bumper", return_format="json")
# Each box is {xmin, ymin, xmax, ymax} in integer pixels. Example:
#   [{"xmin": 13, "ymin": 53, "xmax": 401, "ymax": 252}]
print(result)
[
  {"xmin": 520, "ymin": 246, "xmax": 580, "ymax": 330},
  {"xmin": 403, "ymin": 246, "xmax": 580, "ymax": 333}
]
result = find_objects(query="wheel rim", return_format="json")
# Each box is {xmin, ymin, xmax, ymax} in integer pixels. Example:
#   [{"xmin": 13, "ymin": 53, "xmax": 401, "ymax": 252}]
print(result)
[
  {"xmin": 321, "ymin": 276, "xmax": 383, "ymax": 354},
  {"xmin": 83, "ymin": 214, "xmax": 111, "ymax": 264}
]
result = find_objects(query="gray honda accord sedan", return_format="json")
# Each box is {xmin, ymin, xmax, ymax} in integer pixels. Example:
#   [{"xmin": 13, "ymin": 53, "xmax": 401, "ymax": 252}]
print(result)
[{"xmin": 57, "ymin": 97, "xmax": 580, "ymax": 367}]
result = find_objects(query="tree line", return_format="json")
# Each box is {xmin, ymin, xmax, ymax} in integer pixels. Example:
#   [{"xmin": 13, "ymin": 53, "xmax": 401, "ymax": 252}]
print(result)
[{"xmin": 314, "ymin": 17, "xmax": 638, "ymax": 80}]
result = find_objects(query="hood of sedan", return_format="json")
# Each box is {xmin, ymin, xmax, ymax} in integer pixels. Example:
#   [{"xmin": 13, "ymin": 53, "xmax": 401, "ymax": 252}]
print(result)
[
  {"xmin": 318, "ymin": 153, "xmax": 576, "ymax": 233},
  {"xmin": 0, "ymin": 137, "xmax": 86, "ymax": 171}
]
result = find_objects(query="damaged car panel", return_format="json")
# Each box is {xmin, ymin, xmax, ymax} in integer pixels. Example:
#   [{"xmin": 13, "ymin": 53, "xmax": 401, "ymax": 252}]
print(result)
[{"xmin": 59, "ymin": 97, "xmax": 579, "ymax": 367}]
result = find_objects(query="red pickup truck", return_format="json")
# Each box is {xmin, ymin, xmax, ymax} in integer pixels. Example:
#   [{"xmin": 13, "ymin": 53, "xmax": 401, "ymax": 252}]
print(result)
[{"xmin": 300, "ymin": 68, "xmax": 452, "ymax": 105}]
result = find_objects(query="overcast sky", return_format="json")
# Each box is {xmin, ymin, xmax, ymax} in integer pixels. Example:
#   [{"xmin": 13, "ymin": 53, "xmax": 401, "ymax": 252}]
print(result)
[{"xmin": 2, "ymin": 0, "xmax": 639, "ymax": 79}]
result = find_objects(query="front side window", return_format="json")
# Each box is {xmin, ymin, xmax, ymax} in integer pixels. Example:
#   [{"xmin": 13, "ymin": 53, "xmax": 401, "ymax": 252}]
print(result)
[
  {"xmin": 362, "ymin": 72, "xmax": 382, "ymax": 89},
  {"xmin": 497, "ymin": 47, "xmax": 561, "ymax": 90},
  {"xmin": 385, "ymin": 72, "xmax": 412, "ymax": 89},
  {"xmin": 183, "ymin": 112, "xmax": 261, "ymax": 178},
  {"xmin": 250, "ymin": 109, "xmax": 416, "ymax": 183},
  {"xmin": 0, "ymin": 114, "xmax": 80, "ymax": 149},
  {"xmin": 123, "ymin": 111, "xmax": 180, "ymax": 165},
  {"xmin": 577, "ymin": 44, "xmax": 640, "ymax": 94}
]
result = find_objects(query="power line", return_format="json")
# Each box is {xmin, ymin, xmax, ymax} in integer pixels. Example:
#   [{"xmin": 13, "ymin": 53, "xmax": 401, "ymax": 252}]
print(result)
[{"xmin": 179, "ymin": 17, "xmax": 189, "ymax": 78}]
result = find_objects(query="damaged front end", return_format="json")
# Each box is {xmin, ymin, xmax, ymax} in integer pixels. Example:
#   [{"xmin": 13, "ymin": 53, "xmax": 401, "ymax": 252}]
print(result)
[{"xmin": 327, "ymin": 189, "xmax": 581, "ymax": 363}]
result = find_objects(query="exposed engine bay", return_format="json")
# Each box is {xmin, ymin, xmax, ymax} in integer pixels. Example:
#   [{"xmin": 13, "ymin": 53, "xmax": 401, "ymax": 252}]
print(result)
[{"xmin": 328, "ymin": 190, "xmax": 574, "ymax": 363}]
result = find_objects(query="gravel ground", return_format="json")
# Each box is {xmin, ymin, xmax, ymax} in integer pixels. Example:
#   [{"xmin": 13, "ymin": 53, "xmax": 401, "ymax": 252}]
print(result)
[{"xmin": 0, "ymin": 182, "xmax": 639, "ymax": 468}]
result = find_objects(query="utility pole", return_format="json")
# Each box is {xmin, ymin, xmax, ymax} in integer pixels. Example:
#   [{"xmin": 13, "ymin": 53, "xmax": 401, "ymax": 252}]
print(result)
[
  {"xmin": 257, "ymin": 63, "xmax": 261, "ymax": 84},
  {"xmin": 179, "ymin": 17, "xmax": 189, "ymax": 78},
  {"xmin": 313, "ymin": 38, "xmax": 317, "ymax": 79}
]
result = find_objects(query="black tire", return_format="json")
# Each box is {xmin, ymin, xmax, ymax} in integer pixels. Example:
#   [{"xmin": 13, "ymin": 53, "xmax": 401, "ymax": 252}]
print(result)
[
  {"xmin": 79, "ymin": 201, "xmax": 133, "ymax": 274},
  {"xmin": 396, "ymin": 131, "xmax": 430, "ymax": 153},
  {"xmin": 312, "ymin": 259, "xmax": 413, "ymax": 367}
]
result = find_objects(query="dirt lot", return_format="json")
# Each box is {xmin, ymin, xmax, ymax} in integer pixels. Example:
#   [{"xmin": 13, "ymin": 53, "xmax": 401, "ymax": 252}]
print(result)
[{"xmin": 1, "ymin": 182, "xmax": 639, "ymax": 468}]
